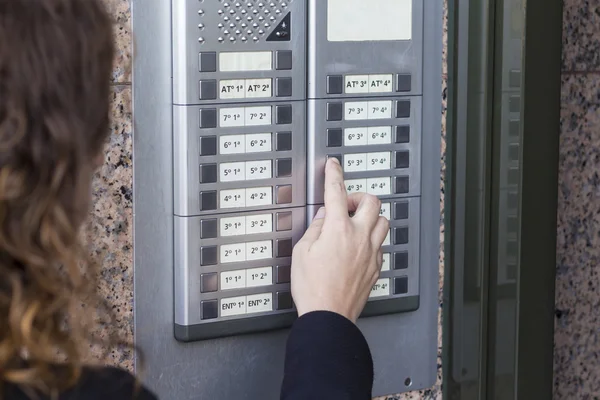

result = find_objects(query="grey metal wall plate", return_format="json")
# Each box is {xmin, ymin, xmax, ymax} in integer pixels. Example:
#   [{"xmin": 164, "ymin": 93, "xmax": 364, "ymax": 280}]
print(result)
[{"xmin": 133, "ymin": 0, "xmax": 443, "ymax": 397}]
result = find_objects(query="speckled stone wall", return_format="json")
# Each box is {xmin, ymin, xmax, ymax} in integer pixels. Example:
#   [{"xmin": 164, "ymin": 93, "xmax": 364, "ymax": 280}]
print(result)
[
  {"xmin": 554, "ymin": 1, "xmax": 600, "ymax": 399},
  {"xmin": 93, "ymin": 0, "xmax": 445, "ymax": 399}
]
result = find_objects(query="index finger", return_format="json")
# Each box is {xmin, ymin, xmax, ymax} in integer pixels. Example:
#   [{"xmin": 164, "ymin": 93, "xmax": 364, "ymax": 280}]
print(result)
[{"xmin": 323, "ymin": 158, "xmax": 349, "ymax": 222}]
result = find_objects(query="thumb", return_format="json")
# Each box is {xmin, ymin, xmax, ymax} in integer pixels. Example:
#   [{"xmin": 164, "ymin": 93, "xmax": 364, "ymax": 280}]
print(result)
[{"xmin": 300, "ymin": 207, "xmax": 326, "ymax": 244}]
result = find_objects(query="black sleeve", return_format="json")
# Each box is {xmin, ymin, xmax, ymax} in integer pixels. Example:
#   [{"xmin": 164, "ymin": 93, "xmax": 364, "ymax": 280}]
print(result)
[
  {"xmin": 280, "ymin": 311, "xmax": 374, "ymax": 400},
  {"xmin": 62, "ymin": 366, "xmax": 159, "ymax": 400}
]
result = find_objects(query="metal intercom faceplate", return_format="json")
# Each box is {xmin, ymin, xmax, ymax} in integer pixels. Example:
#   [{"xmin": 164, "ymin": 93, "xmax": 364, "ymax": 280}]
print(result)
[
  {"xmin": 171, "ymin": 0, "xmax": 438, "ymax": 345},
  {"xmin": 133, "ymin": 0, "xmax": 442, "ymax": 396}
]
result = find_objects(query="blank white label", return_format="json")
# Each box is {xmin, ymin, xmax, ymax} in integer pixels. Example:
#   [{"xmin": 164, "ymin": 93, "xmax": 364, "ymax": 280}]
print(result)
[
  {"xmin": 219, "ymin": 51, "xmax": 273, "ymax": 72},
  {"xmin": 220, "ymin": 107, "xmax": 245, "ymax": 127},
  {"xmin": 370, "ymin": 278, "xmax": 391, "ymax": 298},
  {"xmin": 245, "ymin": 79, "xmax": 272, "ymax": 98},
  {"xmin": 245, "ymin": 133, "xmax": 272, "ymax": 153},
  {"xmin": 246, "ymin": 214, "xmax": 273, "ymax": 235},
  {"xmin": 219, "ymin": 79, "xmax": 246, "ymax": 99},
  {"xmin": 246, "ymin": 293, "xmax": 273, "ymax": 314},
  {"xmin": 367, "ymin": 152, "xmax": 391, "ymax": 171},
  {"xmin": 245, "ymin": 106, "xmax": 271, "ymax": 126},
  {"xmin": 327, "ymin": 0, "xmax": 412, "ymax": 42},
  {"xmin": 246, "ymin": 266, "xmax": 273, "ymax": 288},
  {"xmin": 246, "ymin": 240, "xmax": 273, "ymax": 261},
  {"xmin": 345, "ymin": 75, "xmax": 369, "ymax": 94},
  {"xmin": 220, "ymin": 216, "xmax": 246, "ymax": 237},
  {"xmin": 368, "ymin": 74, "xmax": 394, "ymax": 93},
  {"xmin": 344, "ymin": 153, "xmax": 367, "ymax": 172},
  {"xmin": 345, "ymin": 102, "xmax": 369, "ymax": 120},
  {"xmin": 367, "ymin": 177, "xmax": 391, "ymax": 195},
  {"xmin": 368, "ymin": 101, "xmax": 393, "ymax": 119},
  {"xmin": 220, "ymin": 134, "xmax": 246, "ymax": 155},
  {"xmin": 220, "ymin": 162, "xmax": 246, "ymax": 182},
  {"xmin": 380, "ymin": 203, "xmax": 391, "ymax": 220},
  {"xmin": 221, "ymin": 270, "xmax": 246, "ymax": 290},
  {"xmin": 381, "ymin": 253, "xmax": 391, "ymax": 271},
  {"xmin": 221, "ymin": 243, "xmax": 246, "ymax": 264},
  {"xmin": 246, "ymin": 187, "xmax": 272, "ymax": 207},
  {"xmin": 220, "ymin": 189, "xmax": 246, "ymax": 209},
  {"xmin": 345, "ymin": 179, "xmax": 367, "ymax": 194},
  {"xmin": 345, "ymin": 127, "xmax": 368, "ymax": 146},
  {"xmin": 245, "ymin": 160, "xmax": 272, "ymax": 180},
  {"xmin": 220, "ymin": 296, "xmax": 247, "ymax": 317},
  {"xmin": 368, "ymin": 126, "xmax": 392, "ymax": 144}
]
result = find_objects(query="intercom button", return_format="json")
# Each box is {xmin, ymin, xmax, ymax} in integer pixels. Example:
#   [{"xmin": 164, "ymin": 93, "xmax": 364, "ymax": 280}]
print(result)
[
  {"xmin": 395, "ymin": 151, "xmax": 410, "ymax": 169},
  {"xmin": 396, "ymin": 74, "xmax": 412, "ymax": 92},
  {"xmin": 200, "ymin": 136, "xmax": 218, "ymax": 156},
  {"xmin": 369, "ymin": 278, "xmax": 391, "ymax": 298},
  {"xmin": 275, "ymin": 104, "xmax": 293, "ymax": 124},
  {"xmin": 199, "ymin": 80, "xmax": 218, "ymax": 100},
  {"xmin": 395, "ymin": 126, "xmax": 410, "ymax": 143},
  {"xmin": 327, "ymin": 128, "xmax": 343, "ymax": 147},
  {"xmin": 276, "ymin": 238, "xmax": 293, "ymax": 257},
  {"xmin": 275, "ymin": 131, "xmax": 292, "ymax": 151},
  {"xmin": 200, "ymin": 246, "xmax": 218, "ymax": 266},
  {"xmin": 277, "ymin": 291, "xmax": 293, "ymax": 310},
  {"xmin": 395, "ymin": 176, "xmax": 410, "ymax": 194},
  {"xmin": 276, "ymin": 211, "xmax": 293, "ymax": 231},
  {"xmin": 509, "ymin": 120, "xmax": 520, "ymax": 138},
  {"xmin": 394, "ymin": 277, "xmax": 409, "ymax": 295},
  {"xmin": 199, "ymin": 164, "xmax": 218, "ymax": 183},
  {"xmin": 199, "ymin": 191, "xmax": 218, "ymax": 211},
  {"xmin": 394, "ymin": 251, "xmax": 409, "ymax": 270},
  {"xmin": 396, "ymin": 100, "xmax": 411, "ymax": 119},
  {"xmin": 200, "ymin": 219, "xmax": 218, "ymax": 239},
  {"xmin": 199, "ymin": 108, "xmax": 218, "ymax": 128},
  {"xmin": 201, "ymin": 273, "xmax": 218, "ymax": 293},
  {"xmin": 509, "ymin": 70, "xmax": 521, "ymax": 88},
  {"xmin": 327, "ymin": 154, "xmax": 343, "ymax": 167},
  {"xmin": 275, "ymin": 185, "xmax": 292, "ymax": 204},
  {"xmin": 201, "ymin": 300, "xmax": 218, "ymax": 320},
  {"xmin": 381, "ymin": 253, "xmax": 391, "ymax": 271},
  {"xmin": 327, "ymin": 75, "xmax": 343, "ymax": 95},
  {"xmin": 247, "ymin": 293, "xmax": 273, "ymax": 314},
  {"xmin": 394, "ymin": 201, "xmax": 409, "ymax": 220},
  {"xmin": 276, "ymin": 77, "xmax": 293, "ymax": 97},
  {"xmin": 275, "ymin": 50, "xmax": 293, "ymax": 70},
  {"xmin": 199, "ymin": 52, "xmax": 217, "ymax": 72},
  {"xmin": 276, "ymin": 265, "xmax": 291, "ymax": 284},
  {"xmin": 509, "ymin": 96, "xmax": 520, "ymax": 113},
  {"xmin": 508, "ymin": 144, "xmax": 519, "ymax": 162},
  {"xmin": 275, "ymin": 158, "xmax": 293, "ymax": 178},
  {"xmin": 394, "ymin": 227, "xmax": 409, "ymax": 245},
  {"xmin": 326, "ymin": 102, "xmax": 343, "ymax": 121}
]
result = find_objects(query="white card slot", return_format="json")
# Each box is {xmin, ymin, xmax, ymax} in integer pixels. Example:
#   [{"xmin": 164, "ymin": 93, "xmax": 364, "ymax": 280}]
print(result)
[
  {"xmin": 345, "ymin": 75, "xmax": 369, "ymax": 94},
  {"xmin": 344, "ymin": 127, "xmax": 368, "ymax": 146},
  {"xmin": 245, "ymin": 160, "xmax": 272, "ymax": 180},
  {"xmin": 220, "ymin": 188, "xmax": 246, "ymax": 209},
  {"xmin": 380, "ymin": 203, "xmax": 391, "ymax": 220},
  {"xmin": 245, "ymin": 133, "xmax": 272, "ymax": 153},
  {"xmin": 220, "ymin": 216, "xmax": 246, "ymax": 237},
  {"xmin": 367, "ymin": 177, "xmax": 391, "ymax": 195},
  {"xmin": 381, "ymin": 254, "xmax": 391, "ymax": 272},
  {"xmin": 368, "ymin": 101, "xmax": 393, "ymax": 119},
  {"xmin": 344, "ymin": 153, "xmax": 367, "ymax": 173},
  {"xmin": 345, "ymin": 179, "xmax": 367, "ymax": 194},
  {"xmin": 220, "ymin": 162, "xmax": 246, "ymax": 182},
  {"xmin": 368, "ymin": 126, "xmax": 392, "ymax": 145},
  {"xmin": 221, "ymin": 270, "xmax": 246, "ymax": 290},
  {"xmin": 245, "ymin": 106, "xmax": 271, "ymax": 126},
  {"xmin": 220, "ymin": 107, "xmax": 245, "ymax": 127},
  {"xmin": 246, "ymin": 293, "xmax": 273, "ymax": 314},
  {"xmin": 370, "ymin": 278, "xmax": 391, "ymax": 298},
  {"xmin": 219, "ymin": 51, "xmax": 272, "ymax": 72},
  {"xmin": 246, "ymin": 240, "xmax": 273, "ymax": 261},
  {"xmin": 245, "ymin": 186, "xmax": 272, "ymax": 207},
  {"xmin": 245, "ymin": 78, "xmax": 272, "ymax": 98},
  {"xmin": 219, "ymin": 134, "xmax": 246, "ymax": 155},
  {"xmin": 246, "ymin": 266, "xmax": 273, "ymax": 288},
  {"xmin": 220, "ymin": 243, "xmax": 246, "ymax": 264},
  {"xmin": 220, "ymin": 296, "xmax": 247, "ymax": 317},
  {"xmin": 246, "ymin": 214, "xmax": 273, "ymax": 235},
  {"xmin": 219, "ymin": 79, "xmax": 246, "ymax": 99},
  {"xmin": 367, "ymin": 152, "xmax": 391, "ymax": 171},
  {"xmin": 368, "ymin": 74, "xmax": 393, "ymax": 93},
  {"xmin": 345, "ymin": 101, "xmax": 369, "ymax": 121}
]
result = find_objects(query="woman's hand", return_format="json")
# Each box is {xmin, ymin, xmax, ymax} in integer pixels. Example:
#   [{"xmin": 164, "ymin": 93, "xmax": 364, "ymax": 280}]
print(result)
[{"xmin": 291, "ymin": 158, "xmax": 390, "ymax": 323}]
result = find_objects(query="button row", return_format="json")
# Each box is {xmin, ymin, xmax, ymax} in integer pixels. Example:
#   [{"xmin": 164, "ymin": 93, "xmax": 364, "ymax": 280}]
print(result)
[
  {"xmin": 201, "ymin": 291, "xmax": 293, "ymax": 320},
  {"xmin": 327, "ymin": 74, "xmax": 412, "ymax": 95},
  {"xmin": 199, "ymin": 104, "xmax": 293, "ymax": 129},
  {"xmin": 199, "ymin": 185, "xmax": 292, "ymax": 211},
  {"xmin": 200, "ymin": 51, "xmax": 292, "ymax": 73},
  {"xmin": 203, "ymin": 265, "xmax": 291, "ymax": 293},
  {"xmin": 199, "ymin": 158, "xmax": 292, "ymax": 183},
  {"xmin": 200, "ymin": 77, "xmax": 292, "ymax": 100},
  {"xmin": 343, "ymin": 176, "xmax": 410, "ymax": 196},
  {"xmin": 326, "ymin": 100, "xmax": 410, "ymax": 122},
  {"xmin": 200, "ymin": 212, "xmax": 292, "ymax": 239},
  {"xmin": 369, "ymin": 277, "xmax": 409, "ymax": 298},
  {"xmin": 201, "ymin": 238, "xmax": 292, "ymax": 266},
  {"xmin": 336, "ymin": 151, "xmax": 409, "ymax": 172},
  {"xmin": 327, "ymin": 126, "xmax": 410, "ymax": 147},
  {"xmin": 200, "ymin": 132, "xmax": 292, "ymax": 156}
]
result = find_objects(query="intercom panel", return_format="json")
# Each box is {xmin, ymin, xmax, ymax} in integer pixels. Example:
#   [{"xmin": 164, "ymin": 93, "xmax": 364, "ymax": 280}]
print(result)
[{"xmin": 133, "ymin": 0, "xmax": 442, "ymax": 396}]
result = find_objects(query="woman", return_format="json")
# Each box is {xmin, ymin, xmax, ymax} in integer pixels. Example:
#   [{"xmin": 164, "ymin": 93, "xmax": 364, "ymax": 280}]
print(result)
[{"xmin": 0, "ymin": 1, "xmax": 389, "ymax": 399}]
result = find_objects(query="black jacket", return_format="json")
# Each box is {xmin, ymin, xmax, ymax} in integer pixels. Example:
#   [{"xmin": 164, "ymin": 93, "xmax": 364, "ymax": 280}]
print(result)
[{"xmin": 4, "ymin": 311, "xmax": 373, "ymax": 399}]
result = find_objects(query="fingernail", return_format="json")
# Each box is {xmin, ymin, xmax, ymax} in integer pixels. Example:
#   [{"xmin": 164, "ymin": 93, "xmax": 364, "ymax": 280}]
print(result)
[
  {"xmin": 313, "ymin": 207, "xmax": 326, "ymax": 220},
  {"xmin": 329, "ymin": 157, "xmax": 340, "ymax": 165}
]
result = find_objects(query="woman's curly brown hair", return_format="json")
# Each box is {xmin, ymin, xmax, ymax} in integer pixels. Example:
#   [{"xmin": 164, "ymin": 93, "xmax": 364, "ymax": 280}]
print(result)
[{"xmin": 0, "ymin": 0, "xmax": 134, "ymax": 397}]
